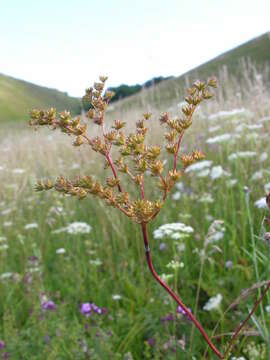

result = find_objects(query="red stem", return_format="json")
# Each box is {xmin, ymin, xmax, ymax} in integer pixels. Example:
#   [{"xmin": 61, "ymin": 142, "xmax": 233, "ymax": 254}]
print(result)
[
  {"xmin": 101, "ymin": 121, "xmax": 122, "ymax": 193},
  {"xmin": 140, "ymin": 176, "xmax": 145, "ymax": 199},
  {"xmin": 141, "ymin": 222, "xmax": 224, "ymax": 359},
  {"xmin": 106, "ymin": 152, "xmax": 122, "ymax": 193},
  {"xmin": 174, "ymin": 130, "xmax": 184, "ymax": 171}
]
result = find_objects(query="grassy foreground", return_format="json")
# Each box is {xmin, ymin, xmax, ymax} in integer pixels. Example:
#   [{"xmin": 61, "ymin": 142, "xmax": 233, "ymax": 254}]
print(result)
[{"xmin": 0, "ymin": 94, "xmax": 270, "ymax": 359}]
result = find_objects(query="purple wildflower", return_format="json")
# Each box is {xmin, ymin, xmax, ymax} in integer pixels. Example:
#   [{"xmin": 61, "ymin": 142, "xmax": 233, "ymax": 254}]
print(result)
[
  {"xmin": 225, "ymin": 260, "xmax": 233, "ymax": 269},
  {"xmin": 91, "ymin": 303, "xmax": 102, "ymax": 314},
  {"xmin": 148, "ymin": 338, "xmax": 155, "ymax": 346},
  {"xmin": 45, "ymin": 335, "xmax": 50, "ymax": 344},
  {"xmin": 0, "ymin": 340, "xmax": 5, "ymax": 349},
  {"xmin": 177, "ymin": 305, "xmax": 192, "ymax": 320},
  {"xmin": 81, "ymin": 303, "xmax": 91, "ymax": 317},
  {"xmin": 42, "ymin": 300, "xmax": 56, "ymax": 311},
  {"xmin": 80, "ymin": 302, "xmax": 104, "ymax": 317},
  {"xmin": 161, "ymin": 313, "xmax": 174, "ymax": 325},
  {"xmin": 159, "ymin": 242, "xmax": 167, "ymax": 251}
]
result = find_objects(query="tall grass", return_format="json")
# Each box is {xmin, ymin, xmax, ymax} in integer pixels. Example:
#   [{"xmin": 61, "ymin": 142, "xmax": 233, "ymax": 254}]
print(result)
[{"xmin": 0, "ymin": 79, "xmax": 270, "ymax": 359}]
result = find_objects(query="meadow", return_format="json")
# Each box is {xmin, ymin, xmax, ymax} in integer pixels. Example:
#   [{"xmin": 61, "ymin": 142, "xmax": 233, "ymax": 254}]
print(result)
[{"xmin": 0, "ymin": 71, "xmax": 270, "ymax": 360}]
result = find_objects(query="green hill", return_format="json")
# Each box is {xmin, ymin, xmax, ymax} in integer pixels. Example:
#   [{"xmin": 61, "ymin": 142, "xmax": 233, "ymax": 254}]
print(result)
[
  {"xmin": 110, "ymin": 32, "xmax": 270, "ymax": 113},
  {"xmin": 0, "ymin": 74, "xmax": 81, "ymax": 122}
]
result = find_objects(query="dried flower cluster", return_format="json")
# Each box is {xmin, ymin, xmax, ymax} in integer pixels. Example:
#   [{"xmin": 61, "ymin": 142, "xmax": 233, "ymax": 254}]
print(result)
[{"xmin": 30, "ymin": 76, "xmax": 216, "ymax": 224}]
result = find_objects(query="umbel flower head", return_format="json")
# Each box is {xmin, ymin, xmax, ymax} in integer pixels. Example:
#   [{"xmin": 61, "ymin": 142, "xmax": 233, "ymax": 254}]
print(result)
[{"xmin": 29, "ymin": 75, "xmax": 216, "ymax": 224}]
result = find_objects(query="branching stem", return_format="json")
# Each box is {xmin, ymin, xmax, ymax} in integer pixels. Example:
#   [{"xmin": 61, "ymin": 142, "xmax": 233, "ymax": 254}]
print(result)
[
  {"xmin": 140, "ymin": 175, "xmax": 145, "ymax": 199},
  {"xmin": 174, "ymin": 130, "xmax": 184, "ymax": 171},
  {"xmin": 101, "ymin": 121, "xmax": 122, "ymax": 192},
  {"xmin": 141, "ymin": 222, "xmax": 224, "ymax": 359}
]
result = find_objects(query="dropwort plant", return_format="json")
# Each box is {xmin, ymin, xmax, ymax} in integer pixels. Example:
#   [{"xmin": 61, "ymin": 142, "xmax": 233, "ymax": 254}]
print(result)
[{"xmin": 29, "ymin": 76, "xmax": 270, "ymax": 359}]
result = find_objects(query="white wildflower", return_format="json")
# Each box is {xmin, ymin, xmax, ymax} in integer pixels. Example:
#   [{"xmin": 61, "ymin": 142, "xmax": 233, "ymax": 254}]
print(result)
[
  {"xmin": 0, "ymin": 272, "xmax": 13, "ymax": 280},
  {"xmin": 235, "ymin": 124, "xmax": 246, "ymax": 133},
  {"xmin": 265, "ymin": 305, "xmax": 270, "ymax": 313},
  {"xmin": 56, "ymin": 248, "xmax": 66, "ymax": 254},
  {"xmin": 210, "ymin": 166, "xmax": 224, "ymax": 180},
  {"xmin": 170, "ymin": 232, "xmax": 190, "ymax": 240},
  {"xmin": 254, "ymin": 197, "xmax": 268, "ymax": 209},
  {"xmin": 66, "ymin": 222, "xmax": 92, "ymax": 234},
  {"xmin": 208, "ymin": 108, "xmax": 248, "ymax": 121},
  {"xmin": 231, "ymin": 357, "xmax": 246, "ymax": 360},
  {"xmin": 209, "ymin": 231, "xmax": 224, "ymax": 242},
  {"xmin": 3, "ymin": 221, "xmax": 12, "ymax": 227},
  {"xmin": 186, "ymin": 160, "xmax": 212, "ymax": 172},
  {"xmin": 1, "ymin": 208, "xmax": 13, "ymax": 216},
  {"xmin": 228, "ymin": 151, "xmax": 256, "ymax": 161},
  {"xmin": 0, "ymin": 244, "xmax": 9, "ymax": 251},
  {"xmin": 53, "ymin": 222, "xmax": 92, "ymax": 235},
  {"xmin": 236, "ymin": 123, "xmax": 262, "ymax": 132},
  {"xmin": 197, "ymin": 169, "xmax": 210, "ymax": 178},
  {"xmin": 206, "ymin": 215, "xmax": 214, "ymax": 222},
  {"xmin": 166, "ymin": 260, "xmax": 184, "ymax": 269},
  {"xmin": 12, "ymin": 168, "xmax": 25, "ymax": 174},
  {"xmin": 153, "ymin": 223, "xmax": 194, "ymax": 239},
  {"xmin": 260, "ymin": 152, "xmax": 268, "ymax": 162},
  {"xmin": 203, "ymin": 294, "xmax": 222, "ymax": 311},
  {"xmin": 251, "ymin": 171, "xmax": 264, "ymax": 181},
  {"xmin": 206, "ymin": 134, "xmax": 232, "ymax": 144},
  {"xmin": 172, "ymin": 192, "xmax": 181, "ymax": 201},
  {"xmin": 0, "ymin": 236, "xmax": 7, "ymax": 243},
  {"xmin": 177, "ymin": 243, "xmax": 185, "ymax": 252},
  {"xmin": 24, "ymin": 223, "xmax": 39, "ymax": 230},
  {"xmin": 209, "ymin": 125, "xmax": 221, "ymax": 133},
  {"xmin": 199, "ymin": 194, "xmax": 214, "ymax": 203},
  {"xmin": 264, "ymin": 183, "xmax": 270, "ymax": 193},
  {"xmin": 246, "ymin": 124, "xmax": 263, "ymax": 130},
  {"xmin": 89, "ymin": 259, "xmax": 102, "ymax": 266},
  {"xmin": 71, "ymin": 163, "xmax": 80, "ymax": 170},
  {"xmin": 206, "ymin": 220, "xmax": 225, "ymax": 244},
  {"xmin": 112, "ymin": 294, "xmax": 122, "ymax": 300},
  {"xmin": 175, "ymin": 182, "xmax": 184, "ymax": 191}
]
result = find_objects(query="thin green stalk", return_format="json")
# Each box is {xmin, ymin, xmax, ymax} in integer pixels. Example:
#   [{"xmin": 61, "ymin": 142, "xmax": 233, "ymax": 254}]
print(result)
[
  {"xmin": 189, "ymin": 248, "xmax": 206, "ymax": 358},
  {"xmin": 244, "ymin": 190, "xmax": 268, "ymax": 339}
]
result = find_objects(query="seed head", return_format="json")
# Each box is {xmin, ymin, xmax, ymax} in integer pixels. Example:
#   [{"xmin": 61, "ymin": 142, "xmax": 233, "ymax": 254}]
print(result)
[{"xmin": 29, "ymin": 75, "xmax": 216, "ymax": 224}]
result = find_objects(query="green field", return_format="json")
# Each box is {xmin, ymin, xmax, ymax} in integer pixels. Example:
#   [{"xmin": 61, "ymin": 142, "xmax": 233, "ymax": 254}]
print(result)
[
  {"xmin": 0, "ymin": 32, "xmax": 270, "ymax": 360},
  {"xmin": 0, "ymin": 74, "xmax": 81, "ymax": 122},
  {"xmin": 0, "ymin": 73, "xmax": 270, "ymax": 359}
]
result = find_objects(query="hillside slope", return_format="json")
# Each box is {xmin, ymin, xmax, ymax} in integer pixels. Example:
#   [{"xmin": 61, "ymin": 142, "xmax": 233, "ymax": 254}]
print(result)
[
  {"xmin": 0, "ymin": 74, "xmax": 81, "ymax": 122},
  {"xmin": 110, "ymin": 32, "xmax": 270, "ymax": 114}
]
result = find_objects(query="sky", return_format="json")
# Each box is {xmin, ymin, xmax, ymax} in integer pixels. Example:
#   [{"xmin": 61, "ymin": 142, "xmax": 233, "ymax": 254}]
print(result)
[{"xmin": 0, "ymin": 0, "xmax": 269, "ymax": 97}]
